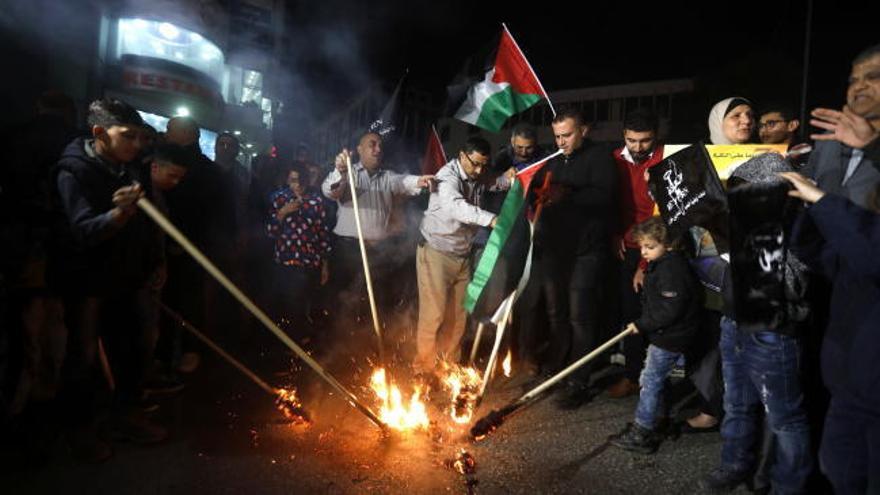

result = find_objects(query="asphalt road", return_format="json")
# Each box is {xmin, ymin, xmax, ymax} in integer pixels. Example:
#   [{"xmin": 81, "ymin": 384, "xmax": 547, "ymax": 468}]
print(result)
[{"xmin": 3, "ymin": 327, "xmax": 751, "ymax": 495}]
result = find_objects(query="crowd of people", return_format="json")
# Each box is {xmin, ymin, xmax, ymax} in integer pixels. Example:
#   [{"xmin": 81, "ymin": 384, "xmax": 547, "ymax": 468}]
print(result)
[{"xmin": 1, "ymin": 40, "xmax": 879, "ymax": 495}]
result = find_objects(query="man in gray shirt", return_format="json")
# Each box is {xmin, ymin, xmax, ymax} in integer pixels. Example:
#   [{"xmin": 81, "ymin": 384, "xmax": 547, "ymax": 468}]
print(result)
[
  {"xmin": 322, "ymin": 131, "xmax": 433, "ymax": 333},
  {"xmin": 414, "ymin": 137, "xmax": 511, "ymax": 372}
]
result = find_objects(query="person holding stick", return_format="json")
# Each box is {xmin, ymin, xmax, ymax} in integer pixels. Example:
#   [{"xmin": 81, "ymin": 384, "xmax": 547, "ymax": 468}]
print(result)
[
  {"xmin": 321, "ymin": 131, "xmax": 433, "ymax": 335},
  {"xmin": 414, "ymin": 137, "xmax": 510, "ymax": 373},
  {"xmin": 51, "ymin": 97, "xmax": 167, "ymax": 461},
  {"xmin": 538, "ymin": 106, "xmax": 618, "ymax": 409},
  {"xmin": 610, "ymin": 217, "xmax": 702, "ymax": 454}
]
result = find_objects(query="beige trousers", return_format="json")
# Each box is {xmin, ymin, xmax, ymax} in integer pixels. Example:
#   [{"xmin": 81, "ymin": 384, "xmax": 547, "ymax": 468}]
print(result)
[{"xmin": 414, "ymin": 244, "xmax": 471, "ymax": 371}]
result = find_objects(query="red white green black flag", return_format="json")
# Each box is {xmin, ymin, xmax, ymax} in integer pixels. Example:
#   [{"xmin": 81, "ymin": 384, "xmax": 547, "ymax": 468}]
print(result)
[{"xmin": 446, "ymin": 24, "xmax": 554, "ymax": 133}]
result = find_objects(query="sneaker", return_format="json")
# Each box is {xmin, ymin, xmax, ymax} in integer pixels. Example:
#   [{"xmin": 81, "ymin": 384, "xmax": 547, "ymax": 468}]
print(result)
[
  {"xmin": 66, "ymin": 426, "xmax": 113, "ymax": 463},
  {"xmin": 176, "ymin": 352, "xmax": 201, "ymax": 374},
  {"xmin": 105, "ymin": 410, "xmax": 168, "ymax": 444},
  {"xmin": 669, "ymin": 366, "xmax": 686, "ymax": 379},
  {"xmin": 606, "ymin": 377, "xmax": 640, "ymax": 398},
  {"xmin": 610, "ymin": 423, "xmax": 659, "ymax": 454},
  {"xmin": 699, "ymin": 466, "xmax": 751, "ymax": 493},
  {"xmin": 143, "ymin": 375, "xmax": 185, "ymax": 397}
]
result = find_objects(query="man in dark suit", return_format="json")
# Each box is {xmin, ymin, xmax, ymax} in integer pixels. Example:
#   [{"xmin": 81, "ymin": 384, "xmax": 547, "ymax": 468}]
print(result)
[{"xmin": 803, "ymin": 44, "xmax": 880, "ymax": 208}]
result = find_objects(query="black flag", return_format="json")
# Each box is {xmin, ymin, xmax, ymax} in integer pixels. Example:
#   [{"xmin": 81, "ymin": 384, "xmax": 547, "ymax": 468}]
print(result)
[{"xmin": 648, "ymin": 143, "xmax": 729, "ymax": 251}]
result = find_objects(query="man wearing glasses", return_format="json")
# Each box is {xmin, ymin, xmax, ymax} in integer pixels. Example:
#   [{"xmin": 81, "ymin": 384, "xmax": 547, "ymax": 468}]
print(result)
[
  {"xmin": 414, "ymin": 137, "xmax": 510, "ymax": 372},
  {"xmin": 758, "ymin": 106, "xmax": 801, "ymax": 146}
]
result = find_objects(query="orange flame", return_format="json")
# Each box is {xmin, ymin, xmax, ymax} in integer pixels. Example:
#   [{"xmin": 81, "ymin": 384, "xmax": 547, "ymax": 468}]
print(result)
[
  {"xmin": 275, "ymin": 387, "xmax": 310, "ymax": 425},
  {"xmin": 440, "ymin": 363, "xmax": 482, "ymax": 424},
  {"xmin": 369, "ymin": 368, "xmax": 429, "ymax": 431},
  {"xmin": 502, "ymin": 350, "xmax": 512, "ymax": 378}
]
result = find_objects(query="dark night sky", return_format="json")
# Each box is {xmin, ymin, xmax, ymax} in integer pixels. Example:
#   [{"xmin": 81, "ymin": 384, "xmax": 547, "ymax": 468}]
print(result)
[{"xmin": 278, "ymin": 0, "xmax": 876, "ymax": 139}]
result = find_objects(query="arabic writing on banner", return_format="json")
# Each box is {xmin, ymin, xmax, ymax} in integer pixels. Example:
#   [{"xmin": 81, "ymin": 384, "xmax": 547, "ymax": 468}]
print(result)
[{"xmin": 663, "ymin": 144, "xmax": 789, "ymax": 180}]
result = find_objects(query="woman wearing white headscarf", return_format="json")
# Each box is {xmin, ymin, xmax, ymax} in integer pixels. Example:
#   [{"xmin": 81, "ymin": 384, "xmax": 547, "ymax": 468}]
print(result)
[
  {"xmin": 708, "ymin": 97, "xmax": 756, "ymax": 145},
  {"xmin": 681, "ymin": 97, "xmax": 757, "ymax": 435}
]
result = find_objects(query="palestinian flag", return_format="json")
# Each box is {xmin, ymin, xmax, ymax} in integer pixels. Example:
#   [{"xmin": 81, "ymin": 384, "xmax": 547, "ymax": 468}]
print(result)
[
  {"xmin": 421, "ymin": 124, "xmax": 448, "ymax": 175},
  {"xmin": 446, "ymin": 24, "xmax": 553, "ymax": 133},
  {"xmin": 464, "ymin": 150, "xmax": 562, "ymax": 321}
]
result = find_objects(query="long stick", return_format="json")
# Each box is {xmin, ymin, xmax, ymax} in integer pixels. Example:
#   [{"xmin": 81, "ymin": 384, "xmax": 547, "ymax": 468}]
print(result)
[
  {"xmin": 471, "ymin": 327, "xmax": 635, "ymax": 439},
  {"xmin": 468, "ymin": 322, "xmax": 485, "ymax": 365},
  {"xmin": 156, "ymin": 299, "xmax": 274, "ymax": 395},
  {"xmin": 136, "ymin": 198, "xmax": 386, "ymax": 430},
  {"xmin": 343, "ymin": 154, "xmax": 386, "ymax": 367}
]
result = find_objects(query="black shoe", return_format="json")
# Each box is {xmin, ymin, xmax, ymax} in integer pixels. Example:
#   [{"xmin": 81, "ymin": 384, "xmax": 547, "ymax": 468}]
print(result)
[
  {"xmin": 610, "ymin": 423, "xmax": 659, "ymax": 454},
  {"xmin": 554, "ymin": 385, "xmax": 595, "ymax": 410},
  {"xmin": 143, "ymin": 375, "xmax": 185, "ymax": 397},
  {"xmin": 699, "ymin": 466, "xmax": 750, "ymax": 493},
  {"xmin": 104, "ymin": 410, "xmax": 168, "ymax": 444}
]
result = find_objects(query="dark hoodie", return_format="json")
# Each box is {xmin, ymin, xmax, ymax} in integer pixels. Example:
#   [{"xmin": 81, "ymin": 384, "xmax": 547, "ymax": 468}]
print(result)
[{"xmin": 50, "ymin": 137, "xmax": 159, "ymax": 295}]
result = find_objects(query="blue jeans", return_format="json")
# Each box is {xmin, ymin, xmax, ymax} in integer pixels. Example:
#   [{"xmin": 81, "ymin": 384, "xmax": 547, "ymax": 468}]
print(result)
[
  {"xmin": 634, "ymin": 344, "xmax": 683, "ymax": 430},
  {"xmin": 719, "ymin": 317, "xmax": 812, "ymax": 494}
]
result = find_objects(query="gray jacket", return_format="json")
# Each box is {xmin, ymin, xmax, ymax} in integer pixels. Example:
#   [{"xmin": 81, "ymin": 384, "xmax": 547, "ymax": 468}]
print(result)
[{"xmin": 803, "ymin": 139, "xmax": 880, "ymax": 209}]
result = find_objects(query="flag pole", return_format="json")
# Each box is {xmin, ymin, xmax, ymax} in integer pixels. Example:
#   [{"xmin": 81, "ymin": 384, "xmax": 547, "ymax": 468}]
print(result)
[
  {"xmin": 136, "ymin": 197, "xmax": 386, "ymax": 430},
  {"xmin": 475, "ymin": 291, "xmax": 516, "ymax": 405},
  {"xmin": 468, "ymin": 322, "xmax": 485, "ymax": 365},
  {"xmin": 501, "ymin": 22, "xmax": 555, "ymax": 117}
]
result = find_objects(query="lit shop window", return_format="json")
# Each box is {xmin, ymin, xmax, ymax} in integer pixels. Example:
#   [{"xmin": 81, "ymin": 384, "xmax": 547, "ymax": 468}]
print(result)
[
  {"xmin": 138, "ymin": 110, "xmax": 218, "ymax": 160},
  {"xmin": 118, "ymin": 18, "xmax": 225, "ymax": 84},
  {"xmin": 226, "ymin": 67, "xmax": 264, "ymax": 105},
  {"xmin": 242, "ymin": 70, "xmax": 263, "ymax": 104},
  {"xmin": 261, "ymin": 97, "xmax": 273, "ymax": 129}
]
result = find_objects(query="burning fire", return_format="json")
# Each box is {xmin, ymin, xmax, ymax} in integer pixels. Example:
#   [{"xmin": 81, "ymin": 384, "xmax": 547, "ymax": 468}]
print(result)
[
  {"xmin": 502, "ymin": 350, "xmax": 512, "ymax": 377},
  {"xmin": 440, "ymin": 363, "xmax": 482, "ymax": 424},
  {"xmin": 275, "ymin": 387, "xmax": 311, "ymax": 425},
  {"xmin": 369, "ymin": 368, "xmax": 429, "ymax": 431}
]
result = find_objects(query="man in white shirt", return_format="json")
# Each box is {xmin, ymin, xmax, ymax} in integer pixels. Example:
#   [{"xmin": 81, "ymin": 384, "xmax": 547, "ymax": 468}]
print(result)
[
  {"xmin": 322, "ymin": 131, "xmax": 433, "ymax": 332},
  {"xmin": 414, "ymin": 137, "xmax": 510, "ymax": 372}
]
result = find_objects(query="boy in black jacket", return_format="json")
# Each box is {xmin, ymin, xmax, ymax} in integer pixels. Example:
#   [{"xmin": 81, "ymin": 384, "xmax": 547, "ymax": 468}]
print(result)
[
  {"xmin": 52, "ymin": 98, "xmax": 166, "ymax": 462},
  {"xmin": 611, "ymin": 217, "xmax": 702, "ymax": 453}
]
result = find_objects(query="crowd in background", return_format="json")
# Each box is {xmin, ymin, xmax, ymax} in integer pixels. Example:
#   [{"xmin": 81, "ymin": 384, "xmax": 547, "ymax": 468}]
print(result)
[{"xmin": 1, "ymin": 40, "xmax": 879, "ymax": 495}]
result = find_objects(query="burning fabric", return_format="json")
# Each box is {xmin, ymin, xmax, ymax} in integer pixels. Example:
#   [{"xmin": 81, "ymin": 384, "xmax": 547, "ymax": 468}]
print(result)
[
  {"xmin": 275, "ymin": 388, "xmax": 311, "ymax": 425},
  {"xmin": 439, "ymin": 362, "xmax": 482, "ymax": 424}
]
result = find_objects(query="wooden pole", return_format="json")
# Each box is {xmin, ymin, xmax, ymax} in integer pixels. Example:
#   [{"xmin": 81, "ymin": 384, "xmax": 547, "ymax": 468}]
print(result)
[
  {"xmin": 343, "ymin": 154, "xmax": 386, "ymax": 367},
  {"xmin": 156, "ymin": 299, "xmax": 275, "ymax": 395},
  {"xmin": 470, "ymin": 327, "xmax": 635, "ymax": 439},
  {"xmin": 136, "ymin": 197, "xmax": 386, "ymax": 430}
]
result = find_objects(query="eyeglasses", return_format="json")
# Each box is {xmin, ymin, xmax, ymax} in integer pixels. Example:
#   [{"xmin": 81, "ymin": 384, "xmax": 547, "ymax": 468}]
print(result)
[
  {"xmin": 463, "ymin": 152, "xmax": 489, "ymax": 170},
  {"xmin": 759, "ymin": 120, "xmax": 786, "ymax": 130}
]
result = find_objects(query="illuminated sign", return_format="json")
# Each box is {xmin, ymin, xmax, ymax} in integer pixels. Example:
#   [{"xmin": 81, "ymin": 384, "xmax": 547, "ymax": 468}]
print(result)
[{"xmin": 117, "ymin": 18, "xmax": 225, "ymax": 84}]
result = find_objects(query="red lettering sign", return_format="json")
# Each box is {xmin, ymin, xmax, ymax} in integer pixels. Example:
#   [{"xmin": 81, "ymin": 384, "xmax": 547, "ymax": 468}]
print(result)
[{"xmin": 121, "ymin": 68, "xmax": 221, "ymax": 106}]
